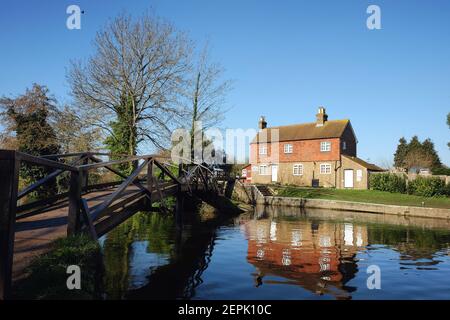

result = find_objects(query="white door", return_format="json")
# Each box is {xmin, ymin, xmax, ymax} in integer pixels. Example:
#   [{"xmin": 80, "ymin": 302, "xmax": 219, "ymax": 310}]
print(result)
[
  {"xmin": 344, "ymin": 169, "xmax": 354, "ymax": 188},
  {"xmin": 271, "ymin": 165, "xmax": 278, "ymax": 182}
]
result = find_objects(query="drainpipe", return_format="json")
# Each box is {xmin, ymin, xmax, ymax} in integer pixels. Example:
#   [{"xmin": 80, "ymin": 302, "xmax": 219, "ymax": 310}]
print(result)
[
  {"xmin": 312, "ymin": 162, "xmax": 316, "ymax": 187},
  {"xmin": 335, "ymin": 159, "xmax": 342, "ymax": 188}
]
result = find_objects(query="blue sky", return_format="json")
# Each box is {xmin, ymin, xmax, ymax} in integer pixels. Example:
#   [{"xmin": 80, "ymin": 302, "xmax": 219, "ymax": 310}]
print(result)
[{"xmin": 0, "ymin": 0, "xmax": 449, "ymax": 166}]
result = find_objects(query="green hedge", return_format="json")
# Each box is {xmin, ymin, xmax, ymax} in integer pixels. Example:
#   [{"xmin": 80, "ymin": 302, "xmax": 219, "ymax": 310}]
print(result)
[
  {"xmin": 432, "ymin": 167, "xmax": 450, "ymax": 176},
  {"xmin": 369, "ymin": 173, "xmax": 407, "ymax": 193},
  {"xmin": 407, "ymin": 176, "xmax": 448, "ymax": 197},
  {"xmin": 370, "ymin": 173, "xmax": 449, "ymax": 197}
]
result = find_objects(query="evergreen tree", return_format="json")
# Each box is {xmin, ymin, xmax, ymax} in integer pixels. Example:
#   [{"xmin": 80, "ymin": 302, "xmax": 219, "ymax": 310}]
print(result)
[
  {"xmin": 407, "ymin": 135, "xmax": 422, "ymax": 153},
  {"xmin": 0, "ymin": 84, "xmax": 60, "ymax": 198},
  {"xmin": 393, "ymin": 137, "xmax": 408, "ymax": 169},
  {"xmin": 421, "ymin": 138, "xmax": 441, "ymax": 168},
  {"xmin": 394, "ymin": 135, "xmax": 442, "ymax": 172}
]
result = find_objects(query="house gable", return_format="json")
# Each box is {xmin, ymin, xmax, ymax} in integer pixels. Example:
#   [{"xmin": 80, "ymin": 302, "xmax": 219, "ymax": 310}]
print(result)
[{"xmin": 340, "ymin": 121, "xmax": 357, "ymax": 157}]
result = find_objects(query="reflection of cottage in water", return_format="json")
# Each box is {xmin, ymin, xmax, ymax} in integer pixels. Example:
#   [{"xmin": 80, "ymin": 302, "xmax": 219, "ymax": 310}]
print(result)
[{"xmin": 244, "ymin": 218, "xmax": 368, "ymax": 299}]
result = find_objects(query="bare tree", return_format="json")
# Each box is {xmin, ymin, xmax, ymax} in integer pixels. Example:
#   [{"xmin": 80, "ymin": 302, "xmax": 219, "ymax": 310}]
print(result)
[
  {"xmin": 403, "ymin": 148, "xmax": 435, "ymax": 172},
  {"xmin": 67, "ymin": 13, "xmax": 192, "ymax": 155},
  {"xmin": 53, "ymin": 106, "xmax": 103, "ymax": 153},
  {"xmin": 178, "ymin": 46, "xmax": 232, "ymax": 162}
]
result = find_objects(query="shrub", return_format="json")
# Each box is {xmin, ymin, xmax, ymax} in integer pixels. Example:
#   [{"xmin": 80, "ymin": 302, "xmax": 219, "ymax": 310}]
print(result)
[
  {"xmin": 407, "ymin": 176, "xmax": 447, "ymax": 197},
  {"xmin": 369, "ymin": 173, "xmax": 407, "ymax": 193},
  {"xmin": 444, "ymin": 183, "xmax": 450, "ymax": 196},
  {"xmin": 13, "ymin": 235, "xmax": 102, "ymax": 299},
  {"xmin": 432, "ymin": 167, "xmax": 450, "ymax": 176}
]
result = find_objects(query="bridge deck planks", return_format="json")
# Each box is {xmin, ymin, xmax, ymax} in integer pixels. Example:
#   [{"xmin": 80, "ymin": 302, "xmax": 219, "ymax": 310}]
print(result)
[{"xmin": 12, "ymin": 183, "xmax": 177, "ymax": 283}]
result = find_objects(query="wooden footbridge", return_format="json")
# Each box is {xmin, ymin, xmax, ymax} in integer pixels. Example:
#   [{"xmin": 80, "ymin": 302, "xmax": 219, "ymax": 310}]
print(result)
[{"xmin": 0, "ymin": 150, "xmax": 234, "ymax": 299}]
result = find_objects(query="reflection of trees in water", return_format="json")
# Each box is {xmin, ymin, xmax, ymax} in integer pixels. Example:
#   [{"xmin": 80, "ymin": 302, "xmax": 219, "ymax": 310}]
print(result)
[
  {"xmin": 182, "ymin": 236, "xmax": 215, "ymax": 299},
  {"xmin": 102, "ymin": 206, "xmax": 450, "ymax": 300},
  {"xmin": 125, "ymin": 204, "xmax": 239, "ymax": 300},
  {"xmin": 125, "ymin": 223, "xmax": 219, "ymax": 300},
  {"xmin": 367, "ymin": 225, "xmax": 450, "ymax": 260},
  {"xmin": 101, "ymin": 212, "xmax": 175, "ymax": 299}
]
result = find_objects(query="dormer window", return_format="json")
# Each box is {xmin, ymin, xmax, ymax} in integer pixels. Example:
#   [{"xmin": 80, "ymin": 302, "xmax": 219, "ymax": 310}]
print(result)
[{"xmin": 320, "ymin": 141, "xmax": 331, "ymax": 152}]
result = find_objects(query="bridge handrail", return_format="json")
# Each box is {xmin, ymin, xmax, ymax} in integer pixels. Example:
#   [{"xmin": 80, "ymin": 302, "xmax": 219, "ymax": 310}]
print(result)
[
  {"xmin": 77, "ymin": 154, "xmax": 157, "ymax": 171},
  {"xmin": 89, "ymin": 159, "xmax": 150, "ymax": 221},
  {"xmin": 17, "ymin": 154, "xmax": 88, "ymax": 200},
  {"xmin": 15, "ymin": 151, "xmax": 79, "ymax": 172},
  {"xmin": 40, "ymin": 152, "xmax": 130, "ymax": 159}
]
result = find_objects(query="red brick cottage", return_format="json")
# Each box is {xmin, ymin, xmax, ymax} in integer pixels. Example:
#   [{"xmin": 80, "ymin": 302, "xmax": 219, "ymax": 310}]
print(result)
[{"xmin": 249, "ymin": 107, "xmax": 384, "ymax": 189}]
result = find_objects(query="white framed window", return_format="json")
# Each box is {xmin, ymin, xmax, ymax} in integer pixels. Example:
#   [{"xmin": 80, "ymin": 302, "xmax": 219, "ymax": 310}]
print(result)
[
  {"xmin": 251, "ymin": 165, "xmax": 259, "ymax": 172},
  {"xmin": 342, "ymin": 141, "xmax": 347, "ymax": 150},
  {"xmin": 259, "ymin": 144, "xmax": 267, "ymax": 155},
  {"xmin": 259, "ymin": 164, "xmax": 269, "ymax": 175},
  {"xmin": 356, "ymin": 169, "xmax": 363, "ymax": 182},
  {"xmin": 284, "ymin": 143, "xmax": 293, "ymax": 154},
  {"xmin": 320, "ymin": 163, "xmax": 332, "ymax": 174},
  {"xmin": 320, "ymin": 141, "xmax": 331, "ymax": 152},
  {"xmin": 293, "ymin": 164, "xmax": 303, "ymax": 176}
]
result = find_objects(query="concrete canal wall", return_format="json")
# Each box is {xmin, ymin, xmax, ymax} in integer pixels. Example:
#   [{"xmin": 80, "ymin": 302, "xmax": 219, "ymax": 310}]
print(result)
[
  {"xmin": 258, "ymin": 196, "xmax": 450, "ymax": 220},
  {"xmin": 232, "ymin": 182, "xmax": 450, "ymax": 220}
]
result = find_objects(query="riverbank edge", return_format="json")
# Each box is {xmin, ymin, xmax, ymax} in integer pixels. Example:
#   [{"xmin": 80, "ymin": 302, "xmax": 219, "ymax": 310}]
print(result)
[
  {"xmin": 258, "ymin": 196, "xmax": 450, "ymax": 219},
  {"xmin": 232, "ymin": 183, "xmax": 450, "ymax": 219},
  {"xmin": 12, "ymin": 235, "xmax": 102, "ymax": 299}
]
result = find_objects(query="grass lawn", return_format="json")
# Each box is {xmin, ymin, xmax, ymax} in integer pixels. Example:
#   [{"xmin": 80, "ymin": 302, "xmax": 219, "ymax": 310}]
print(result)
[{"xmin": 273, "ymin": 186, "xmax": 450, "ymax": 209}]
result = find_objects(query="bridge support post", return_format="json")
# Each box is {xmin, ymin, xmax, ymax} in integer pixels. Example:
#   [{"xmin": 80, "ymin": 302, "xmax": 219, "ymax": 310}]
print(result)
[
  {"xmin": 224, "ymin": 180, "xmax": 236, "ymax": 199},
  {"xmin": 68, "ymin": 169, "xmax": 82, "ymax": 236},
  {"xmin": 81, "ymin": 156, "xmax": 89, "ymax": 190},
  {"xmin": 0, "ymin": 150, "xmax": 20, "ymax": 300},
  {"xmin": 175, "ymin": 164, "xmax": 183, "ymax": 229},
  {"xmin": 146, "ymin": 160, "xmax": 153, "ymax": 209}
]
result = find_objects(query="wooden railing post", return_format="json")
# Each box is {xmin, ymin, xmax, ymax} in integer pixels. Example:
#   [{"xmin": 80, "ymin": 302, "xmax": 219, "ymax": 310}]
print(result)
[
  {"xmin": 0, "ymin": 150, "xmax": 20, "ymax": 300},
  {"xmin": 67, "ymin": 169, "xmax": 82, "ymax": 236},
  {"xmin": 175, "ymin": 163, "xmax": 183, "ymax": 229},
  {"xmin": 82, "ymin": 155, "xmax": 89, "ymax": 190},
  {"xmin": 146, "ymin": 160, "xmax": 153, "ymax": 209}
]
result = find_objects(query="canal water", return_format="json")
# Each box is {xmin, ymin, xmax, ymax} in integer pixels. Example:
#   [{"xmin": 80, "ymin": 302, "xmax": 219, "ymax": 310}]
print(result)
[{"xmin": 99, "ymin": 206, "xmax": 450, "ymax": 300}]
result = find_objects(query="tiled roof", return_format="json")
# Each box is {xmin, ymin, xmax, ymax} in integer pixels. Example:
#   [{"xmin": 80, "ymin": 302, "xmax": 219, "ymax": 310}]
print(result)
[
  {"xmin": 251, "ymin": 119, "xmax": 350, "ymax": 143},
  {"xmin": 343, "ymin": 155, "xmax": 385, "ymax": 171}
]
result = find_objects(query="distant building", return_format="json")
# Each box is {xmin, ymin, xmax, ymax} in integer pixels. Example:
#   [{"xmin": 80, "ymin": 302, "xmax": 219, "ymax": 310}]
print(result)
[
  {"xmin": 241, "ymin": 164, "xmax": 252, "ymax": 183},
  {"xmin": 249, "ymin": 107, "xmax": 384, "ymax": 189}
]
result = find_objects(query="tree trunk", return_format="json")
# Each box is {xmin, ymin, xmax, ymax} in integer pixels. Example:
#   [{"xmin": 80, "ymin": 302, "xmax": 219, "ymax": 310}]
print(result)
[{"xmin": 190, "ymin": 72, "xmax": 201, "ymax": 164}]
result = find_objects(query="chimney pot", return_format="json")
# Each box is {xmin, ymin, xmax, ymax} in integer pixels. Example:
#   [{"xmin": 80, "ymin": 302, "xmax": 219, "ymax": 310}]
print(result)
[
  {"xmin": 258, "ymin": 116, "xmax": 267, "ymax": 130},
  {"xmin": 316, "ymin": 107, "xmax": 328, "ymax": 126}
]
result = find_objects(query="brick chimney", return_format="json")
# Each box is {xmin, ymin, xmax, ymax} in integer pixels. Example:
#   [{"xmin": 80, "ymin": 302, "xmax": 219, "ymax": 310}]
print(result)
[
  {"xmin": 316, "ymin": 107, "xmax": 328, "ymax": 126},
  {"xmin": 258, "ymin": 116, "xmax": 267, "ymax": 130}
]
